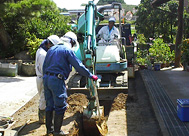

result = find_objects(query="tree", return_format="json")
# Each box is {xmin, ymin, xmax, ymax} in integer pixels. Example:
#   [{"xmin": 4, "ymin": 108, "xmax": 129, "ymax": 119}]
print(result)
[
  {"xmin": 97, "ymin": 0, "xmax": 126, "ymax": 5},
  {"xmin": 0, "ymin": 18, "xmax": 12, "ymax": 50},
  {"xmin": 0, "ymin": 0, "xmax": 12, "ymax": 50},
  {"xmin": 0, "ymin": 0, "xmax": 70, "ymax": 58},
  {"xmin": 175, "ymin": 0, "xmax": 184, "ymax": 67},
  {"xmin": 183, "ymin": 7, "xmax": 189, "ymax": 39},
  {"xmin": 135, "ymin": 0, "xmax": 178, "ymax": 43}
]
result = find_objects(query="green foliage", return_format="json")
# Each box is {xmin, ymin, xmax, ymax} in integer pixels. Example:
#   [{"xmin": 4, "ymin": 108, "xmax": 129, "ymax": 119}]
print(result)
[
  {"xmin": 135, "ymin": 0, "xmax": 178, "ymax": 43},
  {"xmin": 137, "ymin": 34, "xmax": 146, "ymax": 44},
  {"xmin": 136, "ymin": 38, "xmax": 175, "ymax": 66},
  {"xmin": 136, "ymin": 48, "xmax": 149, "ymax": 65},
  {"xmin": 183, "ymin": 11, "xmax": 189, "ymax": 39},
  {"xmin": 137, "ymin": 48, "xmax": 148, "ymax": 58},
  {"xmin": 26, "ymin": 33, "xmax": 43, "ymax": 59},
  {"xmin": 149, "ymin": 38, "xmax": 174, "ymax": 63},
  {"xmin": 180, "ymin": 39, "xmax": 189, "ymax": 64},
  {"xmin": 26, "ymin": 9, "xmax": 70, "ymax": 38},
  {"xmin": 96, "ymin": 0, "xmax": 137, "ymax": 15},
  {"xmin": 126, "ymin": 20, "xmax": 135, "ymax": 25},
  {"xmin": 97, "ymin": 0, "xmax": 125, "ymax": 5},
  {"xmin": 1, "ymin": 0, "xmax": 71, "ymax": 58},
  {"xmin": 136, "ymin": 57, "xmax": 147, "ymax": 65},
  {"xmin": 122, "ymin": 4, "xmax": 137, "ymax": 12}
]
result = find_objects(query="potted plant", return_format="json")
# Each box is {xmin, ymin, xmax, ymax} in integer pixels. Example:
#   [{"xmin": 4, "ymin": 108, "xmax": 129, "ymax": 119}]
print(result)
[
  {"xmin": 136, "ymin": 48, "xmax": 148, "ymax": 69},
  {"xmin": 149, "ymin": 38, "xmax": 174, "ymax": 71},
  {"xmin": 21, "ymin": 61, "xmax": 36, "ymax": 76},
  {"xmin": 20, "ymin": 34, "xmax": 42, "ymax": 76}
]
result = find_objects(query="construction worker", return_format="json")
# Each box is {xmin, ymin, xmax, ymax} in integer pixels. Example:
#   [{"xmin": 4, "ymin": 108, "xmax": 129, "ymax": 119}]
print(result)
[
  {"xmin": 35, "ymin": 35, "xmax": 61, "ymax": 124},
  {"xmin": 97, "ymin": 16, "xmax": 120, "ymax": 45},
  {"xmin": 43, "ymin": 31, "xmax": 98, "ymax": 135}
]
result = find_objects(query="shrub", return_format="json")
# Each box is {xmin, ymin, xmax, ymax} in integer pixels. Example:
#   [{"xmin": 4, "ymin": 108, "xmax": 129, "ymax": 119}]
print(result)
[
  {"xmin": 2, "ymin": 0, "xmax": 70, "ymax": 58},
  {"xmin": 180, "ymin": 39, "xmax": 189, "ymax": 65},
  {"xmin": 149, "ymin": 38, "xmax": 174, "ymax": 64},
  {"xmin": 26, "ymin": 33, "xmax": 43, "ymax": 59}
]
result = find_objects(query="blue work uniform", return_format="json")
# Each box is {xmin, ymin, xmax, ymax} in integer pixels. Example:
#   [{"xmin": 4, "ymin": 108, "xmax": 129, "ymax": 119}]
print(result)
[{"xmin": 43, "ymin": 44, "xmax": 93, "ymax": 115}]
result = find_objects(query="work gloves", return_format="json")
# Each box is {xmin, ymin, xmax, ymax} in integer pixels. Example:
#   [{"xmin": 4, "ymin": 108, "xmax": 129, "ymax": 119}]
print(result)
[{"xmin": 92, "ymin": 75, "xmax": 98, "ymax": 81}]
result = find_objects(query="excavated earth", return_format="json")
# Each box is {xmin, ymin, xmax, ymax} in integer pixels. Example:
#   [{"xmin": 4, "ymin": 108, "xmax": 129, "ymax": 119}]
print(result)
[{"xmin": 8, "ymin": 71, "xmax": 162, "ymax": 136}]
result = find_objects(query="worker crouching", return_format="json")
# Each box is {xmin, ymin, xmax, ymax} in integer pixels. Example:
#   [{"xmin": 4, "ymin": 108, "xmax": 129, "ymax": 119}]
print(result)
[{"xmin": 43, "ymin": 31, "xmax": 98, "ymax": 135}]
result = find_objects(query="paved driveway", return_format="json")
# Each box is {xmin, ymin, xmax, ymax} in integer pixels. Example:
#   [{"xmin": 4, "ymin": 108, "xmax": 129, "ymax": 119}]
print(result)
[{"xmin": 0, "ymin": 76, "xmax": 37, "ymax": 117}]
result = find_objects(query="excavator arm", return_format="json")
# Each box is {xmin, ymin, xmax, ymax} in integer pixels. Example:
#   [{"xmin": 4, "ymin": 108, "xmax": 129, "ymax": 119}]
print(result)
[
  {"xmin": 76, "ymin": 1, "xmax": 104, "ymax": 111},
  {"xmin": 75, "ymin": 1, "xmax": 107, "ymax": 135}
]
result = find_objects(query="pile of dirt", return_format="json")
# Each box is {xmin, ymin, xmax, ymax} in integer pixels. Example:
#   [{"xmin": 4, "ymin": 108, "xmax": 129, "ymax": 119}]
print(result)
[
  {"xmin": 66, "ymin": 93, "xmax": 88, "ymax": 113},
  {"xmin": 68, "ymin": 93, "xmax": 108, "ymax": 136},
  {"xmin": 111, "ymin": 93, "xmax": 128, "ymax": 111},
  {"xmin": 66, "ymin": 93, "xmax": 89, "ymax": 136}
]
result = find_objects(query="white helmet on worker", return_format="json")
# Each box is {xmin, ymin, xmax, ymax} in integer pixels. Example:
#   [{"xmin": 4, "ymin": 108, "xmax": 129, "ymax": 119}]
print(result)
[
  {"xmin": 47, "ymin": 35, "xmax": 61, "ymax": 45},
  {"xmin": 61, "ymin": 31, "xmax": 77, "ymax": 47},
  {"xmin": 109, "ymin": 17, "xmax": 116, "ymax": 22},
  {"xmin": 64, "ymin": 31, "xmax": 77, "ymax": 42}
]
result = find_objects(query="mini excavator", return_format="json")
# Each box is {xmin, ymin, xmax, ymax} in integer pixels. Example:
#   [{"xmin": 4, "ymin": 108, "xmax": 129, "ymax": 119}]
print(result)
[{"xmin": 67, "ymin": 1, "xmax": 129, "ymax": 135}]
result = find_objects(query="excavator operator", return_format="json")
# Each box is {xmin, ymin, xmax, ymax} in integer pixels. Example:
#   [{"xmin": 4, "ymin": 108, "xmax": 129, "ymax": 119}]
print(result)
[{"xmin": 97, "ymin": 16, "xmax": 120, "ymax": 45}]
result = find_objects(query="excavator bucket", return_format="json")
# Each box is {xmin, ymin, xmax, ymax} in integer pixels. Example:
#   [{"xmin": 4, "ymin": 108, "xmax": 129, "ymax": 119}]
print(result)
[
  {"xmin": 82, "ymin": 106, "xmax": 108, "ymax": 136},
  {"xmin": 81, "ymin": 79, "xmax": 108, "ymax": 136}
]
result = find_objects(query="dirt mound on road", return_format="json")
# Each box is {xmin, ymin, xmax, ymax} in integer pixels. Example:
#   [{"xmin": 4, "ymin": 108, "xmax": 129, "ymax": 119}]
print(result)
[{"xmin": 111, "ymin": 93, "xmax": 128, "ymax": 111}]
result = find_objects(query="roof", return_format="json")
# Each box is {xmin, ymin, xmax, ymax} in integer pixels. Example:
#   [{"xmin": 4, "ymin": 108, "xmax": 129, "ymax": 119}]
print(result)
[{"xmin": 151, "ymin": 0, "xmax": 171, "ymax": 7}]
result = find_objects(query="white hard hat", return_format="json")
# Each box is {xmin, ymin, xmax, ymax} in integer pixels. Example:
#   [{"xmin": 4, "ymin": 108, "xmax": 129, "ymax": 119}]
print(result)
[
  {"xmin": 64, "ymin": 31, "xmax": 77, "ymax": 42},
  {"xmin": 109, "ymin": 17, "xmax": 116, "ymax": 22},
  {"xmin": 47, "ymin": 35, "xmax": 61, "ymax": 45}
]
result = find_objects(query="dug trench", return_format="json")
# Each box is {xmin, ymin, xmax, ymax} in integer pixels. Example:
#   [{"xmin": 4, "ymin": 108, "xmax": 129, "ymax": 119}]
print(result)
[{"xmin": 8, "ymin": 71, "xmax": 162, "ymax": 136}]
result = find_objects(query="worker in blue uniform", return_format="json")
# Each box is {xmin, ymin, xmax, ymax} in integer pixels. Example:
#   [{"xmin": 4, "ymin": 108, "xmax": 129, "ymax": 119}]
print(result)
[{"xmin": 43, "ymin": 31, "xmax": 98, "ymax": 135}]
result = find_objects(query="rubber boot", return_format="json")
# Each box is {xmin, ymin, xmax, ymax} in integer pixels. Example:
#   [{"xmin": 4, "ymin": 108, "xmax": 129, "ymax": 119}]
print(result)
[
  {"xmin": 53, "ymin": 113, "xmax": 65, "ymax": 136},
  {"xmin": 46, "ymin": 111, "xmax": 54, "ymax": 135},
  {"xmin": 38, "ymin": 109, "xmax": 45, "ymax": 124}
]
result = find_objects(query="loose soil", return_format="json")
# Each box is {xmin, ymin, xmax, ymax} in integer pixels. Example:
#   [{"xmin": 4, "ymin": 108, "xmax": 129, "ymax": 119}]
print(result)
[{"xmin": 8, "ymin": 71, "xmax": 162, "ymax": 136}]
